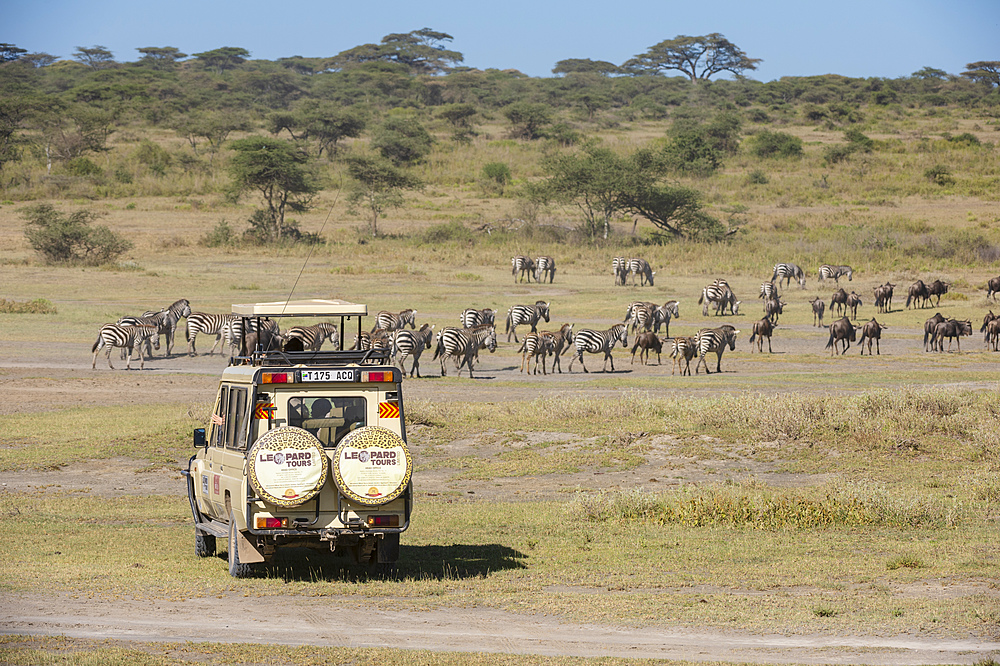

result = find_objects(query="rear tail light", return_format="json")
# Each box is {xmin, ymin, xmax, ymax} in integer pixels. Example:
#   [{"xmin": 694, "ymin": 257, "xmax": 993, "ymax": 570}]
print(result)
[
  {"xmin": 255, "ymin": 517, "xmax": 289, "ymax": 529},
  {"xmin": 261, "ymin": 372, "xmax": 291, "ymax": 384},
  {"xmin": 361, "ymin": 370, "xmax": 396, "ymax": 383},
  {"xmin": 367, "ymin": 515, "xmax": 400, "ymax": 527}
]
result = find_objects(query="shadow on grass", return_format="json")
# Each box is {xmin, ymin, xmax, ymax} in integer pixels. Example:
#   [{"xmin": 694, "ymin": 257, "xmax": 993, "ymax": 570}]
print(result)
[{"xmin": 224, "ymin": 542, "xmax": 528, "ymax": 582}]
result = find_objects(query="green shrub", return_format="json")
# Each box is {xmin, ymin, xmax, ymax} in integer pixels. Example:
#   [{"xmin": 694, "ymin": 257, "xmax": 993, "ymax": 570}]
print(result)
[
  {"xmin": 746, "ymin": 169, "xmax": 769, "ymax": 185},
  {"xmin": 480, "ymin": 162, "xmax": 512, "ymax": 195},
  {"xmin": 419, "ymin": 221, "xmax": 474, "ymax": 244},
  {"xmin": 0, "ymin": 298, "xmax": 57, "ymax": 314},
  {"xmin": 748, "ymin": 130, "xmax": 803, "ymax": 158},
  {"xmin": 64, "ymin": 157, "xmax": 102, "ymax": 177},
  {"xmin": 924, "ymin": 164, "xmax": 954, "ymax": 185},
  {"xmin": 201, "ymin": 219, "xmax": 237, "ymax": 247},
  {"xmin": 946, "ymin": 132, "xmax": 982, "ymax": 147},
  {"xmin": 21, "ymin": 204, "xmax": 131, "ymax": 265},
  {"xmin": 824, "ymin": 144, "xmax": 855, "ymax": 164}
]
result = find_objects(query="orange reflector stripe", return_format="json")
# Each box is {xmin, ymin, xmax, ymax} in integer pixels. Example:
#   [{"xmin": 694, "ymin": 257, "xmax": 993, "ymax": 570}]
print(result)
[
  {"xmin": 378, "ymin": 402, "xmax": 400, "ymax": 419},
  {"xmin": 254, "ymin": 403, "xmax": 275, "ymax": 419}
]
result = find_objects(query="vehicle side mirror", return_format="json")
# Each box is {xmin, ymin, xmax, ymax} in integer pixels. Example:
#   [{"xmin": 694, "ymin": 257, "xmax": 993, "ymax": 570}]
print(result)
[{"xmin": 193, "ymin": 428, "xmax": 206, "ymax": 448}]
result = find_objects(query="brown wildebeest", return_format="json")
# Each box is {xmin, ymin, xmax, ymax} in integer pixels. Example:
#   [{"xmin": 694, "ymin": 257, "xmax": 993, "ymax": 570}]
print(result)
[
  {"xmin": 858, "ymin": 318, "xmax": 887, "ymax": 355},
  {"xmin": 906, "ymin": 280, "xmax": 928, "ymax": 309},
  {"xmin": 986, "ymin": 319, "xmax": 1000, "ymax": 352},
  {"xmin": 846, "ymin": 292, "xmax": 862, "ymax": 319},
  {"xmin": 922, "ymin": 313, "xmax": 946, "ymax": 351},
  {"xmin": 931, "ymin": 319, "xmax": 972, "ymax": 352},
  {"xmin": 873, "ymin": 282, "xmax": 895, "ymax": 313},
  {"xmin": 630, "ymin": 331, "xmax": 662, "ymax": 365},
  {"xmin": 981, "ymin": 311, "xmax": 997, "ymax": 345},
  {"xmin": 987, "ymin": 276, "xmax": 1000, "ymax": 301},
  {"xmin": 830, "ymin": 288, "xmax": 849, "ymax": 316},
  {"xmin": 811, "ymin": 298, "xmax": 826, "ymax": 327},
  {"xmin": 670, "ymin": 336, "xmax": 697, "ymax": 376},
  {"xmin": 927, "ymin": 279, "xmax": 949, "ymax": 307},
  {"xmin": 825, "ymin": 317, "xmax": 857, "ymax": 356},
  {"xmin": 749, "ymin": 317, "xmax": 776, "ymax": 353},
  {"xmin": 763, "ymin": 296, "xmax": 785, "ymax": 323}
]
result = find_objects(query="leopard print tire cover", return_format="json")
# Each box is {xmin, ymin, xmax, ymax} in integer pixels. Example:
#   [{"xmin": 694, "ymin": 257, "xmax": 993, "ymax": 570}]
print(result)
[
  {"xmin": 332, "ymin": 425, "xmax": 412, "ymax": 506},
  {"xmin": 247, "ymin": 426, "xmax": 328, "ymax": 507}
]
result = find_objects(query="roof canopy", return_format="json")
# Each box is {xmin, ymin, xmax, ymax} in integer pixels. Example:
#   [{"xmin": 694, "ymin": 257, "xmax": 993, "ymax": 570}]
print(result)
[{"xmin": 231, "ymin": 299, "xmax": 367, "ymax": 317}]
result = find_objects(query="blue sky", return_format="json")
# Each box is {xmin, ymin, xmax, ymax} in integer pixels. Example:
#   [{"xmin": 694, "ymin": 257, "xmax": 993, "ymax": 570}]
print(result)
[{"xmin": 7, "ymin": 0, "xmax": 998, "ymax": 81}]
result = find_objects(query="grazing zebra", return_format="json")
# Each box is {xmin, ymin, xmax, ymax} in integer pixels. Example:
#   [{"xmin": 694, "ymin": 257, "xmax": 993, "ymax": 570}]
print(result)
[
  {"xmin": 518, "ymin": 332, "xmax": 556, "ymax": 375},
  {"xmin": 460, "ymin": 307, "xmax": 496, "ymax": 329},
  {"xmin": 749, "ymin": 317, "xmax": 776, "ymax": 353},
  {"xmin": 434, "ymin": 325, "xmax": 497, "ymax": 378},
  {"xmin": 372, "ymin": 309, "xmax": 416, "ymax": 333},
  {"xmin": 627, "ymin": 258, "xmax": 655, "ymax": 286},
  {"xmin": 139, "ymin": 298, "xmax": 191, "ymax": 356},
  {"xmin": 534, "ymin": 256, "xmax": 556, "ymax": 283},
  {"xmin": 694, "ymin": 325, "xmax": 739, "ymax": 375},
  {"xmin": 846, "ymin": 292, "xmax": 863, "ymax": 319},
  {"xmin": 285, "ymin": 322, "xmax": 339, "ymax": 352},
  {"xmin": 811, "ymin": 298, "xmax": 826, "ymax": 327},
  {"xmin": 538, "ymin": 323, "xmax": 574, "ymax": 373},
  {"xmin": 699, "ymin": 280, "xmax": 740, "ymax": 316},
  {"xmin": 511, "ymin": 255, "xmax": 536, "ymax": 283},
  {"xmin": 612, "ymin": 257, "xmax": 628, "ymax": 285},
  {"xmin": 670, "ymin": 336, "xmax": 698, "ymax": 376},
  {"xmin": 117, "ymin": 311, "xmax": 168, "ymax": 359},
  {"xmin": 770, "ymin": 263, "xmax": 806, "ymax": 289},
  {"xmin": 392, "ymin": 323, "xmax": 435, "ymax": 378},
  {"xmin": 630, "ymin": 331, "xmax": 662, "ymax": 365},
  {"xmin": 818, "ymin": 264, "xmax": 853, "ymax": 283},
  {"xmin": 567, "ymin": 324, "xmax": 628, "ymax": 373},
  {"xmin": 92, "ymin": 324, "xmax": 159, "ymax": 370},
  {"xmin": 505, "ymin": 301, "xmax": 550, "ymax": 343},
  {"xmin": 759, "ymin": 281, "xmax": 777, "ymax": 300},
  {"xmin": 186, "ymin": 313, "xmax": 237, "ymax": 356}
]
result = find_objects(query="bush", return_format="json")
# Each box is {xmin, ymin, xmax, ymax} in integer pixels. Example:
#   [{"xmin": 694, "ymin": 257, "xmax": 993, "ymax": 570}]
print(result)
[
  {"xmin": 21, "ymin": 204, "xmax": 131, "ymax": 265},
  {"xmin": 748, "ymin": 130, "xmax": 803, "ymax": 158},
  {"xmin": 0, "ymin": 298, "xmax": 57, "ymax": 314},
  {"xmin": 480, "ymin": 162, "xmax": 512, "ymax": 195},
  {"xmin": 823, "ymin": 144, "xmax": 855, "ymax": 164},
  {"xmin": 201, "ymin": 219, "xmax": 237, "ymax": 247},
  {"xmin": 64, "ymin": 157, "xmax": 102, "ymax": 177},
  {"xmin": 746, "ymin": 169, "xmax": 769, "ymax": 185},
  {"xmin": 924, "ymin": 164, "xmax": 954, "ymax": 186}
]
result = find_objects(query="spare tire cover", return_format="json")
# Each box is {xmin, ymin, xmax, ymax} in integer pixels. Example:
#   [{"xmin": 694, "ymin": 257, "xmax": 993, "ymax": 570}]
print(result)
[
  {"xmin": 248, "ymin": 426, "xmax": 328, "ymax": 507},
  {"xmin": 332, "ymin": 425, "xmax": 412, "ymax": 506}
]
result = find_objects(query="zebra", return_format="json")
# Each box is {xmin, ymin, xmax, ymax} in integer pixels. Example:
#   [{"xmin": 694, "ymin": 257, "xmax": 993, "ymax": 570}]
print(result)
[
  {"xmin": 818, "ymin": 264, "xmax": 853, "ymax": 283},
  {"xmin": 285, "ymin": 322, "xmax": 339, "ymax": 352},
  {"xmin": 223, "ymin": 317, "xmax": 280, "ymax": 357},
  {"xmin": 434, "ymin": 325, "xmax": 497, "ymax": 378},
  {"xmin": 117, "ymin": 311, "xmax": 168, "ymax": 359},
  {"xmin": 92, "ymin": 323, "xmax": 159, "ymax": 370},
  {"xmin": 771, "ymin": 263, "xmax": 806, "ymax": 290},
  {"xmin": 670, "ymin": 336, "xmax": 698, "ymax": 376},
  {"xmin": 353, "ymin": 328, "xmax": 391, "ymax": 352},
  {"xmin": 139, "ymin": 298, "xmax": 191, "ymax": 356},
  {"xmin": 567, "ymin": 324, "xmax": 628, "ymax": 373},
  {"xmin": 612, "ymin": 257, "xmax": 628, "ymax": 286},
  {"xmin": 392, "ymin": 323, "xmax": 435, "ymax": 378},
  {"xmin": 505, "ymin": 301, "xmax": 550, "ymax": 343},
  {"xmin": 186, "ymin": 313, "xmax": 237, "ymax": 356},
  {"xmin": 630, "ymin": 303, "xmax": 658, "ymax": 334},
  {"xmin": 627, "ymin": 258, "xmax": 655, "ymax": 286},
  {"xmin": 538, "ymin": 323, "xmax": 574, "ymax": 373},
  {"xmin": 511, "ymin": 255, "xmax": 535, "ymax": 283},
  {"xmin": 372, "ymin": 309, "xmax": 416, "ymax": 333},
  {"xmin": 652, "ymin": 301, "xmax": 680, "ymax": 336},
  {"xmin": 759, "ymin": 281, "xmax": 777, "ymax": 300},
  {"xmin": 518, "ymin": 332, "xmax": 556, "ymax": 375},
  {"xmin": 460, "ymin": 307, "xmax": 496, "ymax": 329},
  {"xmin": 623, "ymin": 301, "xmax": 656, "ymax": 332},
  {"xmin": 694, "ymin": 324, "xmax": 740, "ymax": 375},
  {"xmin": 534, "ymin": 256, "xmax": 556, "ymax": 283},
  {"xmin": 699, "ymin": 280, "xmax": 740, "ymax": 316}
]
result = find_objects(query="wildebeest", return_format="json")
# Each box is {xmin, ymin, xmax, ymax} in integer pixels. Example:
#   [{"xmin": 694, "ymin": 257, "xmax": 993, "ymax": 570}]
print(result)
[
  {"xmin": 987, "ymin": 276, "xmax": 1000, "ymax": 301},
  {"xmin": 922, "ymin": 313, "xmax": 946, "ymax": 351},
  {"xmin": 825, "ymin": 317, "xmax": 857, "ymax": 356},
  {"xmin": 873, "ymin": 282, "xmax": 895, "ymax": 313},
  {"xmin": 858, "ymin": 318, "xmax": 886, "ymax": 355},
  {"xmin": 930, "ymin": 319, "xmax": 972, "ymax": 352},
  {"xmin": 982, "ymin": 311, "xmax": 998, "ymax": 348},
  {"xmin": 749, "ymin": 317, "xmax": 776, "ymax": 353},
  {"xmin": 906, "ymin": 280, "xmax": 928, "ymax": 309},
  {"xmin": 830, "ymin": 288, "xmax": 849, "ymax": 316},
  {"xmin": 630, "ymin": 331, "xmax": 662, "ymax": 365},
  {"xmin": 926, "ymin": 279, "xmax": 949, "ymax": 307},
  {"xmin": 811, "ymin": 298, "xmax": 826, "ymax": 327},
  {"xmin": 985, "ymin": 319, "xmax": 1000, "ymax": 352},
  {"xmin": 763, "ymin": 296, "xmax": 785, "ymax": 323},
  {"xmin": 846, "ymin": 291, "xmax": 863, "ymax": 319}
]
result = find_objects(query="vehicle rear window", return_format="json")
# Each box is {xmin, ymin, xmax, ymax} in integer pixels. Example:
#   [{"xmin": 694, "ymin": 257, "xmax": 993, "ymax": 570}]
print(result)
[{"xmin": 288, "ymin": 396, "xmax": 366, "ymax": 447}]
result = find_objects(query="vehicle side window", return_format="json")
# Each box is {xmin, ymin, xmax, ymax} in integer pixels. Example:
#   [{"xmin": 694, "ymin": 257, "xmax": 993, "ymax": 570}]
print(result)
[
  {"xmin": 288, "ymin": 396, "xmax": 366, "ymax": 447},
  {"xmin": 226, "ymin": 387, "xmax": 248, "ymax": 449},
  {"xmin": 212, "ymin": 386, "xmax": 228, "ymax": 448}
]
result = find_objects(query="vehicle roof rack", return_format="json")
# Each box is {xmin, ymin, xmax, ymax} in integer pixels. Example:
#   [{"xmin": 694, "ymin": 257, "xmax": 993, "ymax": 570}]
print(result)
[
  {"xmin": 232, "ymin": 299, "xmax": 367, "ymax": 318},
  {"xmin": 234, "ymin": 348, "xmax": 393, "ymax": 367}
]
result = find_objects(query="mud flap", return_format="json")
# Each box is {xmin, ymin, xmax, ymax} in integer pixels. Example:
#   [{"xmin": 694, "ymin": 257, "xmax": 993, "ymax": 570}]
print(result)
[
  {"xmin": 377, "ymin": 533, "xmax": 400, "ymax": 563},
  {"xmin": 235, "ymin": 529, "xmax": 265, "ymax": 564}
]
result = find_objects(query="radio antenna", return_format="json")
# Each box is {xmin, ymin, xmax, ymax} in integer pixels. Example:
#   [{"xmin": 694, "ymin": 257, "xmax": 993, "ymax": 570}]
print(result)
[{"xmin": 281, "ymin": 180, "xmax": 342, "ymax": 315}]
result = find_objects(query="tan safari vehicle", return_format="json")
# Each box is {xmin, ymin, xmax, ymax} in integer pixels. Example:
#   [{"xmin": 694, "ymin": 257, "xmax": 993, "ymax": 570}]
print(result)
[{"xmin": 183, "ymin": 299, "xmax": 412, "ymax": 577}]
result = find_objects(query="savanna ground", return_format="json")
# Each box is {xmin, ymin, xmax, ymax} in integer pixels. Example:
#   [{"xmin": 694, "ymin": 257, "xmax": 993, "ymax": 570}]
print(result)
[{"xmin": 2, "ymin": 113, "xmax": 1000, "ymax": 664}]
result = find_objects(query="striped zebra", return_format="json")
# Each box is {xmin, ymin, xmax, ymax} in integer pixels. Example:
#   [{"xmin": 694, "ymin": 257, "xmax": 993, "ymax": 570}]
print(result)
[
  {"xmin": 771, "ymin": 263, "xmax": 806, "ymax": 290},
  {"xmin": 505, "ymin": 301, "xmax": 550, "ymax": 343},
  {"xmin": 534, "ymin": 256, "xmax": 556, "ymax": 283},
  {"xmin": 759, "ymin": 281, "xmax": 777, "ymax": 300},
  {"xmin": 694, "ymin": 325, "xmax": 740, "ymax": 375},
  {"xmin": 511, "ymin": 256, "xmax": 536, "ymax": 283},
  {"xmin": 669, "ymin": 336, "xmax": 697, "ymax": 376},
  {"xmin": 623, "ymin": 301, "xmax": 656, "ymax": 332},
  {"xmin": 223, "ymin": 317, "xmax": 280, "ymax": 357},
  {"xmin": 92, "ymin": 323, "xmax": 159, "ymax": 370},
  {"xmin": 518, "ymin": 332, "xmax": 556, "ymax": 375},
  {"xmin": 699, "ymin": 280, "xmax": 740, "ymax": 316},
  {"xmin": 460, "ymin": 307, "xmax": 496, "ymax": 329},
  {"xmin": 433, "ymin": 325, "xmax": 497, "ymax": 378},
  {"xmin": 567, "ymin": 324, "xmax": 628, "ymax": 373},
  {"xmin": 139, "ymin": 298, "xmax": 191, "ymax": 356},
  {"xmin": 117, "ymin": 311, "xmax": 169, "ymax": 359},
  {"xmin": 655, "ymin": 300, "xmax": 680, "ymax": 337},
  {"xmin": 627, "ymin": 258, "xmax": 655, "ymax": 286},
  {"xmin": 612, "ymin": 257, "xmax": 628, "ymax": 286},
  {"xmin": 818, "ymin": 264, "xmax": 853, "ymax": 283},
  {"xmin": 353, "ymin": 328, "xmax": 391, "ymax": 352},
  {"xmin": 372, "ymin": 309, "xmax": 416, "ymax": 333},
  {"xmin": 186, "ymin": 313, "xmax": 237, "ymax": 356},
  {"xmin": 538, "ymin": 323, "xmax": 574, "ymax": 373},
  {"xmin": 392, "ymin": 323, "xmax": 435, "ymax": 378},
  {"xmin": 285, "ymin": 322, "xmax": 339, "ymax": 352}
]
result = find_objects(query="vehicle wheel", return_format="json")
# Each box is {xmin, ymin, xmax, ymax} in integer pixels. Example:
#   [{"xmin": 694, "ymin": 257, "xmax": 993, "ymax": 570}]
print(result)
[
  {"xmin": 228, "ymin": 510, "xmax": 254, "ymax": 578},
  {"xmin": 195, "ymin": 530, "xmax": 215, "ymax": 558}
]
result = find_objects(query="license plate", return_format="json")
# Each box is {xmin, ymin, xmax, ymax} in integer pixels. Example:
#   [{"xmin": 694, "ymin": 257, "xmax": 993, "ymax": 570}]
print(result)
[{"xmin": 301, "ymin": 369, "xmax": 356, "ymax": 382}]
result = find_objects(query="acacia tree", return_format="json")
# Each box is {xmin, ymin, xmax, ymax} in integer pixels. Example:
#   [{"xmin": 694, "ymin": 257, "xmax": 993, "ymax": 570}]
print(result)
[
  {"xmin": 961, "ymin": 61, "xmax": 1000, "ymax": 87},
  {"xmin": 329, "ymin": 28, "xmax": 463, "ymax": 75},
  {"xmin": 136, "ymin": 46, "xmax": 187, "ymax": 69},
  {"xmin": 624, "ymin": 34, "xmax": 761, "ymax": 82},
  {"xmin": 72, "ymin": 45, "xmax": 116, "ymax": 69},
  {"xmin": 345, "ymin": 155, "xmax": 421, "ymax": 237},
  {"xmin": 227, "ymin": 137, "xmax": 318, "ymax": 242},
  {"xmin": 535, "ymin": 146, "xmax": 631, "ymax": 239},
  {"xmin": 552, "ymin": 58, "xmax": 620, "ymax": 76},
  {"xmin": 192, "ymin": 47, "xmax": 250, "ymax": 75}
]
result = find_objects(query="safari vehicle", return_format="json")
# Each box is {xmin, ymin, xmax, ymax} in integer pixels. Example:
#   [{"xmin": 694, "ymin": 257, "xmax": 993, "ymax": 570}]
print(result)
[{"xmin": 182, "ymin": 299, "xmax": 412, "ymax": 578}]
